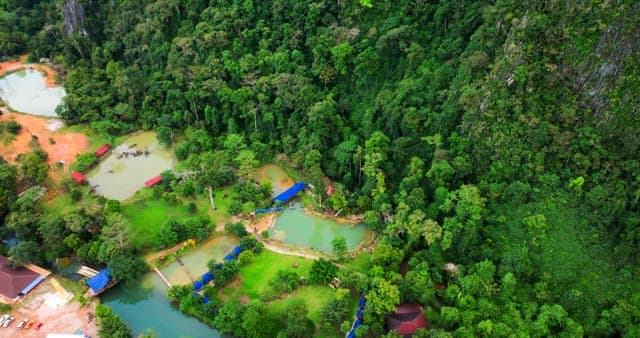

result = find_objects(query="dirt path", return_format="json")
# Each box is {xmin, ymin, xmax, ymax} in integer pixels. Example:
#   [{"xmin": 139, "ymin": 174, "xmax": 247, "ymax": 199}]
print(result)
[
  {"xmin": 144, "ymin": 241, "xmax": 189, "ymax": 264},
  {"xmin": 3, "ymin": 280, "xmax": 98, "ymax": 338},
  {"xmin": 0, "ymin": 54, "xmax": 59, "ymax": 87},
  {"xmin": 260, "ymin": 241, "xmax": 324, "ymax": 260}
]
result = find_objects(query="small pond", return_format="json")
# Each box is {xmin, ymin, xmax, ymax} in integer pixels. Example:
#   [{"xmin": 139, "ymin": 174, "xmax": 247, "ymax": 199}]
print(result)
[
  {"xmin": 254, "ymin": 164, "xmax": 293, "ymax": 195},
  {"xmin": 102, "ymin": 272, "xmax": 220, "ymax": 338},
  {"xmin": 160, "ymin": 235, "xmax": 238, "ymax": 285},
  {"xmin": 0, "ymin": 69, "xmax": 65, "ymax": 116},
  {"xmin": 86, "ymin": 131, "xmax": 174, "ymax": 200},
  {"xmin": 270, "ymin": 204, "xmax": 371, "ymax": 252}
]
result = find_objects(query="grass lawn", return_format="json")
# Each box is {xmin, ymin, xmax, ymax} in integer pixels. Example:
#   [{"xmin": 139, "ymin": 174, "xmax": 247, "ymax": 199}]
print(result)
[
  {"xmin": 270, "ymin": 285, "xmax": 337, "ymax": 323},
  {"xmin": 61, "ymin": 124, "xmax": 126, "ymax": 150},
  {"xmin": 121, "ymin": 184, "xmax": 242, "ymax": 250},
  {"xmin": 222, "ymin": 250, "xmax": 314, "ymax": 299},
  {"xmin": 220, "ymin": 249, "xmax": 344, "ymax": 330},
  {"xmin": 56, "ymin": 276, "xmax": 87, "ymax": 299},
  {"xmin": 121, "ymin": 190, "xmax": 195, "ymax": 250},
  {"xmin": 345, "ymin": 251, "xmax": 372, "ymax": 274},
  {"xmin": 43, "ymin": 185, "xmax": 101, "ymax": 217}
]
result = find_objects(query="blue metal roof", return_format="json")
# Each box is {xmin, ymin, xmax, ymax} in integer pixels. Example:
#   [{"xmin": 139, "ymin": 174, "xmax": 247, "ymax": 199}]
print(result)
[
  {"xmin": 347, "ymin": 330, "xmax": 356, "ymax": 338},
  {"xmin": 86, "ymin": 268, "xmax": 111, "ymax": 292},
  {"xmin": 357, "ymin": 309, "xmax": 364, "ymax": 319},
  {"xmin": 20, "ymin": 275, "xmax": 45, "ymax": 295},
  {"xmin": 271, "ymin": 181, "xmax": 307, "ymax": 204},
  {"xmin": 203, "ymin": 297, "xmax": 210, "ymax": 304},
  {"xmin": 359, "ymin": 297, "xmax": 367, "ymax": 308},
  {"xmin": 193, "ymin": 280, "xmax": 204, "ymax": 290},
  {"xmin": 215, "ymin": 263, "xmax": 223, "ymax": 270},
  {"xmin": 354, "ymin": 319, "xmax": 362, "ymax": 329},
  {"xmin": 232, "ymin": 246, "xmax": 243, "ymax": 257},
  {"xmin": 223, "ymin": 253, "xmax": 235, "ymax": 262},
  {"xmin": 202, "ymin": 272, "xmax": 214, "ymax": 283}
]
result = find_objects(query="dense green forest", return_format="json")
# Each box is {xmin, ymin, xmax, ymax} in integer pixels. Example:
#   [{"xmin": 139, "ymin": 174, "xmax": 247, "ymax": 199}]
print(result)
[{"xmin": 2, "ymin": 0, "xmax": 640, "ymax": 336}]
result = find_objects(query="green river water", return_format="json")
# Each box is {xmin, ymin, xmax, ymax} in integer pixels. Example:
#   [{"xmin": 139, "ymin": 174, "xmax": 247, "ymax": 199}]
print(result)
[
  {"xmin": 101, "ymin": 236, "xmax": 237, "ymax": 337},
  {"xmin": 0, "ymin": 69, "xmax": 65, "ymax": 116},
  {"xmin": 270, "ymin": 204, "xmax": 370, "ymax": 252},
  {"xmin": 101, "ymin": 273, "xmax": 220, "ymax": 338},
  {"xmin": 86, "ymin": 131, "xmax": 174, "ymax": 200}
]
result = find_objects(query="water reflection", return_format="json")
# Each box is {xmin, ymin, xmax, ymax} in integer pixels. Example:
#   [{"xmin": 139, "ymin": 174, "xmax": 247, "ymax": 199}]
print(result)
[{"xmin": 0, "ymin": 69, "xmax": 65, "ymax": 116}]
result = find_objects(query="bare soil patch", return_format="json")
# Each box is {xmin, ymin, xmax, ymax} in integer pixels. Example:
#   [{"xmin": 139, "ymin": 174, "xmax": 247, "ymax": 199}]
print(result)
[
  {"xmin": 0, "ymin": 279, "xmax": 97, "ymax": 338},
  {"xmin": 0, "ymin": 112, "xmax": 89, "ymax": 170},
  {"xmin": 0, "ymin": 55, "xmax": 58, "ymax": 87}
]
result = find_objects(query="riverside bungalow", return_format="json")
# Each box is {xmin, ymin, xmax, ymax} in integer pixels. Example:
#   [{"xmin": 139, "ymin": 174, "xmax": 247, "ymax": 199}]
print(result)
[
  {"xmin": 145, "ymin": 175, "xmax": 163, "ymax": 187},
  {"xmin": 95, "ymin": 144, "xmax": 111, "ymax": 157},
  {"xmin": 71, "ymin": 171, "xmax": 86, "ymax": 184},
  {"xmin": 85, "ymin": 268, "xmax": 114, "ymax": 297}
]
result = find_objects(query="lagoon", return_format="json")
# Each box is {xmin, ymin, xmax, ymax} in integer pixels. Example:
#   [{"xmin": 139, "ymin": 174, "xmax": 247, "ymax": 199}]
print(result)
[
  {"xmin": 101, "ymin": 236, "xmax": 238, "ymax": 337},
  {"xmin": 270, "ymin": 204, "xmax": 371, "ymax": 252}
]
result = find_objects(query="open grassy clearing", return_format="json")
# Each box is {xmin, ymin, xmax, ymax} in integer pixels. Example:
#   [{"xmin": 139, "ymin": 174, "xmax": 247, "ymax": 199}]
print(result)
[
  {"xmin": 121, "ymin": 191, "xmax": 195, "ymax": 250},
  {"xmin": 345, "ymin": 251, "xmax": 372, "ymax": 274},
  {"xmin": 269, "ymin": 285, "xmax": 338, "ymax": 323},
  {"xmin": 62, "ymin": 124, "xmax": 126, "ymax": 151},
  {"xmin": 221, "ymin": 250, "xmax": 314, "ymax": 299}
]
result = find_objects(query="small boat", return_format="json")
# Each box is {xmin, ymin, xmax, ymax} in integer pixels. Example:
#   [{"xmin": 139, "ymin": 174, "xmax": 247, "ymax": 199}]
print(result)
[
  {"xmin": 25, "ymin": 320, "xmax": 34, "ymax": 329},
  {"xmin": 128, "ymin": 144, "xmax": 137, "ymax": 149},
  {"xmin": 17, "ymin": 318, "xmax": 27, "ymax": 329}
]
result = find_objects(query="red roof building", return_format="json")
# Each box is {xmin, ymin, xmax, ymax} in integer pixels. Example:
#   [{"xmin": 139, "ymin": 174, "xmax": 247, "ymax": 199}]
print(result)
[
  {"xmin": 95, "ymin": 144, "xmax": 111, "ymax": 157},
  {"xmin": 0, "ymin": 256, "xmax": 42, "ymax": 301},
  {"xmin": 323, "ymin": 177, "xmax": 335, "ymax": 196},
  {"xmin": 145, "ymin": 175, "xmax": 163, "ymax": 187},
  {"xmin": 386, "ymin": 303, "xmax": 428, "ymax": 337},
  {"xmin": 71, "ymin": 171, "xmax": 86, "ymax": 184}
]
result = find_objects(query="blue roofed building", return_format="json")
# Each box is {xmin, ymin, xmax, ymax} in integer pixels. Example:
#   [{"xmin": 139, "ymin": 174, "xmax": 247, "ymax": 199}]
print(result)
[{"xmin": 85, "ymin": 268, "xmax": 113, "ymax": 297}]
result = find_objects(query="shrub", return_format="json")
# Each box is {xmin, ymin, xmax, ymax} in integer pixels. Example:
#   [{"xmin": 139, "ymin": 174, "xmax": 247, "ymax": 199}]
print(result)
[
  {"xmin": 105, "ymin": 200, "xmax": 121, "ymax": 213},
  {"xmin": 214, "ymin": 261, "xmax": 239, "ymax": 287},
  {"xmin": 228, "ymin": 199, "xmax": 242, "ymax": 215},
  {"xmin": 267, "ymin": 270, "xmax": 300, "ymax": 295},
  {"xmin": 5, "ymin": 119, "xmax": 21, "ymax": 134},
  {"xmin": 309, "ymin": 259, "xmax": 338, "ymax": 284},
  {"xmin": 239, "ymin": 236, "xmax": 263, "ymax": 253},
  {"xmin": 0, "ymin": 302, "xmax": 11, "ymax": 314},
  {"xmin": 237, "ymin": 250, "xmax": 254, "ymax": 265},
  {"xmin": 71, "ymin": 153, "xmax": 97, "ymax": 172},
  {"xmin": 225, "ymin": 222, "xmax": 248, "ymax": 237},
  {"xmin": 187, "ymin": 201, "xmax": 198, "ymax": 214},
  {"xmin": 70, "ymin": 189, "xmax": 82, "ymax": 201}
]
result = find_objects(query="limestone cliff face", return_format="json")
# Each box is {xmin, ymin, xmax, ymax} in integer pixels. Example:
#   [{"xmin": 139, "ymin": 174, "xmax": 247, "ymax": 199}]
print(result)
[
  {"xmin": 63, "ymin": 0, "xmax": 88, "ymax": 36},
  {"xmin": 575, "ymin": 20, "xmax": 640, "ymax": 120}
]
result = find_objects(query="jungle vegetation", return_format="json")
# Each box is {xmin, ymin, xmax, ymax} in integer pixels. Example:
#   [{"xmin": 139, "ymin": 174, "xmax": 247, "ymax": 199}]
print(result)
[{"xmin": 1, "ymin": 0, "xmax": 640, "ymax": 336}]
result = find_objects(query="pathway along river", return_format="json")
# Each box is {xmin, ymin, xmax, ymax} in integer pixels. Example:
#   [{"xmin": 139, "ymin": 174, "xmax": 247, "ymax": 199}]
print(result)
[{"xmin": 101, "ymin": 235, "xmax": 237, "ymax": 337}]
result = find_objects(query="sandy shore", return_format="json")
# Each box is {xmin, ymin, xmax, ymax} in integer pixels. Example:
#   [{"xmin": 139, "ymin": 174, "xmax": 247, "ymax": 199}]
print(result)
[{"xmin": 0, "ymin": 55, "xmax": 59, "ymax": 87}]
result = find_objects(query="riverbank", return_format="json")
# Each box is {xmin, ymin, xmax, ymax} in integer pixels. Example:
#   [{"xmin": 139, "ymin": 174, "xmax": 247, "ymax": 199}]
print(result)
[{"xmin": 0, "ymin": 54, "xmax": 59, "ymax": 87}]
